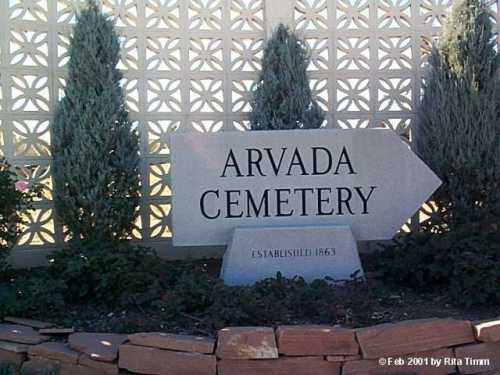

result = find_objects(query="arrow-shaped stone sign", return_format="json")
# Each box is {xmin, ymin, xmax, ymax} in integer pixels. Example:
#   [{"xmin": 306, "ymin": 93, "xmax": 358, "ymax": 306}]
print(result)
[{"xmin": 171, "ymin": 128, "xmax": 441, "ymax": 247}]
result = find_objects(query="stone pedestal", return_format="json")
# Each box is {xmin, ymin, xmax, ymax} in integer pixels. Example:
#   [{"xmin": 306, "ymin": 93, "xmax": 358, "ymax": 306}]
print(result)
[{"xmin": 220, "ymin": 225, "xmax": 364, "ymax": 286}]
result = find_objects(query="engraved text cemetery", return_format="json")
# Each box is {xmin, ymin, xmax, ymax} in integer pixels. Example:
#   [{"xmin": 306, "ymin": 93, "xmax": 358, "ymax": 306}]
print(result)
[{"xmin": 200, "ymin": 146, "xmax": 377, "ymax": 220}]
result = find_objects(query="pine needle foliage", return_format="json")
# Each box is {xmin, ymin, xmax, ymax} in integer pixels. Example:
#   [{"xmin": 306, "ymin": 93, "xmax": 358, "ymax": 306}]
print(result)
[
  {"xmin": 250, "ymin": 24, "xmax": 325, "ymax": 130},
  {"xmin": 416, "ymin": 0, "xmax": 500, "ymax": 230},
  {"xmin": 52, "ymin": 0, "xmax": 140, "ymax": 242}
]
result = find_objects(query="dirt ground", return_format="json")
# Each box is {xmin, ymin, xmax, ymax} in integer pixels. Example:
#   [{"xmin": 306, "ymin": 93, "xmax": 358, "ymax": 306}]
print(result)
[{"xmin": 23, "ymin": 258, "xmax": 498, "ymax": 337}]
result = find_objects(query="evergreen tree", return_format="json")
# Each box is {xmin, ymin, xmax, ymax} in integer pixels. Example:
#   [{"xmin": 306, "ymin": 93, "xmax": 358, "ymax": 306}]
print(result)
[
  {"xmin": 250, "ymin": 24, "xmax": 325, "ymax": 130},
  {"xmin": 416, "ymin": 0, "xmax": 500, "ymax": 230},
  {"xmin": 52, "ymin": 0, "xmax": 140, "ymax": 241}
]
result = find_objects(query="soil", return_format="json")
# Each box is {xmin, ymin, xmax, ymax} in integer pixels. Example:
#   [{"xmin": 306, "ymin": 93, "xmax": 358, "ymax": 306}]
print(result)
[{"xmin": 23, "ymin": 258, "xmax": 498, "ymax": 337}]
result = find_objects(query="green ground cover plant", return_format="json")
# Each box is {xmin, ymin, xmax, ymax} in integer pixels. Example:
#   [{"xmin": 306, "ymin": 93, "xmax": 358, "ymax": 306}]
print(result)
[
  {"xmin": 0, "ymin": 243, "xmax": 377, "ymax": 333},
  {"xmin": 0, "ymin": 246, "xmax": 497, "ymax": 336},
  {"xmin": 371, "ymin": 229, "xmax": 500, "ymax": 306},
  {"xmin": 0, "ymin": 363, "xmax": 16, "ymax": 375},
  {"xmin": 20, "ymin": 366, "xmax": 59, "ymax": 375}
]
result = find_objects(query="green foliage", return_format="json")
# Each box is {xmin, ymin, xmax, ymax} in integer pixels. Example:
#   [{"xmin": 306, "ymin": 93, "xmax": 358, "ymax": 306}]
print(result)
[
  {"xmin": 374, "ymin": 229, "xmax": 500, "ymax": 306},
  {"xmin": 416, "ymin": 0, "xmax": 500, "ymax": 230},
  {"xmin": 250, "ymin": 24, "xmax": 325, "ymax": 130},
  {"xmin": 0, "ymin": 363, "xmax": 16, "ymax": 375},
  {"xmin": 1, "ymin": 238, "xmax": 379, "ymax": 332},
  {"xmin": 403, "ymin": 0, "xmax": 500, "ymax": 307},
  {"xmin": 52, "ymin": 0, "xmax": 140, "ymax": 242},
  {"xmin": 440, "ymin": 0, "xmax": 499, "ymax": 88},
  {"xmin": 48, "ymin": 240, "xmax": 164, "ymax": 306},
  {"xmin": 0, "ymin": 269, "xmax": 66, "ymax": 318},
  {"xmin": 0, "ymin": 158, "xmax": 37, "ymax": 278},
  {"xmin": 0, "ymin": 240, "xmax": 166, "ymax": 318},
  {"xmin": 156, "ymin": 271, "xmax": 373, "ymax": 331},
  {"xmin": 21, "ymin": 364, "xmax": 59, "ymax": 375}
]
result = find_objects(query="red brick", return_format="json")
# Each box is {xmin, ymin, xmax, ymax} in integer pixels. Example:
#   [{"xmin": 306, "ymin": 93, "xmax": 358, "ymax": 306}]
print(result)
[
  {"xmin": 29, "ymin": 342, "xmax": 79, "ymax": 364},
  {"xmin": 0, "ymin": 340, "xmax": 29, "ymax": 353},
  {"xmin": 326, "ymin": 354, "xmax": 361, "ymax": 362},
  {"xmin": 277, "ymin": 325, "xmax": 358, "ymax": 356},
  {"xmin": 475, "ymin": 320, "xmax": 500, "ymax": 343},
  {"xmin": 455, "ymin": 342, "xmax": 500, "ymax": 374},
  {"xmin": 59, "ymin": 364, "xmax": 110, "ymax": 375},
  {"xmin": 79, "ymin": 355, "xmax": 119, "ymax": 374},
  {"xmin": 128, "ymin": 332, "xmax": 215, "ymax": 353},
  {"xmin": 119, "ymin": 343, "xmax": 216, "ymax": 375},
  {"xmin": 356, "ymin": 319, "xmax": 474, "ymax": 358},
  {"xmin": 326, "ymin": 355, "xmax": 345, "ymax": 362},
  {"xmin": 69, "ymin": 332, "xmax": 126, "ymax": 362},
  {"xmin": 342, "ymin": 348, "xmax": 455, "ymax": 375},
  {"xmin": 216, "ymin": 327, "xmax": 278, "ymax": 359},
  {"xmin": 218, "ymin": 357, "xmax": 341, "ymax": 375}
]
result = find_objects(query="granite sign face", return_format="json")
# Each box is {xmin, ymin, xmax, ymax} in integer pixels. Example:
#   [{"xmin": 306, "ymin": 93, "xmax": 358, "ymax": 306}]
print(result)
[
  {"xmin": 170, "ymin": 129, "xmax": 441, "ymax": 247},
  {"xmin": 221, "ymin": 226, "xmax": 364, "ymax": 285}
]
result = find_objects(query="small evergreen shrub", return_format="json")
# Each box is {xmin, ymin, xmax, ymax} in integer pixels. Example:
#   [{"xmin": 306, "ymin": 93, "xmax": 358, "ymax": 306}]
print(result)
[
  {"xmin": 0, "ymin": 158, "xmax": 36, "ymax": 277},
  {"xmin": 1, "ymin": 242, "xmax": 380, "ymax": 331},
  {"xmin": 250, "ymin": 24, "xmax": 325, "ymax": 130},
  {"xmin": 416, "ymin": 0, "xmax": 500, "ymax": 230},
  {"xmin": 374, "ymin": 229, "xmax": 500, "ymax": 306},
  {"xmin": 380, "ymin": 0, "xmax": 500, "ymax": 308},
  {"xmin": 47, "ymin": 240, "xmax": 165, "ymax": 306},
  {"xmin": 0, "ymin": 241, "xmax": 165, "ymax": 318},
  {"xmin": 0, "ymin": 363, "xmax": 16, "ymax": 375},
  {"xmin": 156, "ymin": 272, "xmax": 373, "ymax": 331},
  {"xmin": 52, "ymin": 0, "xmax": 140, "ymax": 242},
  {"xmin": 0, "ymin": 269, "xmax": 66, "ymax": 318},
  {"xmin": 21, "ymin": 364, "xmax": 59, "ymax": 375}
]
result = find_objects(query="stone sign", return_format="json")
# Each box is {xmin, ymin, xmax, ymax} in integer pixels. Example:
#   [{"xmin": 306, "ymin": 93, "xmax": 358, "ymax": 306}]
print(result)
[
  {"xmin": 170, "ymin": 129, "xmax": 441, "ymax": 247},
  {"xmin": 221, "ymin": 225, "xmax": 363, "ymax": 285}
]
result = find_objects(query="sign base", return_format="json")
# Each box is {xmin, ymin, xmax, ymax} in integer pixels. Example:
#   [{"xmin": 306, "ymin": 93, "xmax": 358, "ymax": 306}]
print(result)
[{"xmin": 220, "ymin": 225, "xmax": 364, "ymax": 286}]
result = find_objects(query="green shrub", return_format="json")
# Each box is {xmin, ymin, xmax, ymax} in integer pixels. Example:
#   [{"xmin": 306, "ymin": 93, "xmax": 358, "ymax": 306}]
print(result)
[
  {"xmin": 0, "ymin": 363, "xmax": 16, "ymax": 375},
  {"xmin": 21, "ymin": 364, "xmax": 59, "ymax": 375},
  {"xmin": 374, "ymin": 229, "xmax": 500, "ymax": 306},
  {"xmin": 416, "ymin": 0, "xmax": 500, "ymax": 230},
  {"xmin": 48, "ymin": 240, "xmax": 164, "ymax": 306},
  {"xmin": 52, "ymin": 0, "xmax": 140, "ymax": 242},
  {"xmin": 156, "ymin": 271, "xmax": 373, "ymax": 331},
  {"xmin": 0, "ymin": 158, "xmax": 37, "ymax": 278},
  {"xmin": 250, "ymin": 24, "xmax": 325, "ymax": 130},
  {"xmin": 1, "ymin": 244, "xmax": 389, "ymax": 332},
  {"xmin": 0, "ymin": 240, "xmax": 167, "ymax": 318},
  {"xmin": 0, "ymin": 269, "xmax": 66, "ymax": 318}
]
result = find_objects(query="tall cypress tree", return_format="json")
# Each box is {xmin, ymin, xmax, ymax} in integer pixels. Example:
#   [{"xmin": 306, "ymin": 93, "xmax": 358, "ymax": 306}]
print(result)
[
  {"xmin": 250, "ymin": 24, "xmax": 325, "ymax": 130},
  {"xmin": 52, "ymin": 0, "xmax": 140, "ymax": 241},
  {"xmin": 416, "ymin": 0, "xmax": 500, "ymax": 230}
]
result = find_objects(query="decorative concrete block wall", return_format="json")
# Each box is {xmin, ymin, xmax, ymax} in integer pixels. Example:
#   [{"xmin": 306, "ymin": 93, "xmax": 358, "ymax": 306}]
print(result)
[{"xmin": 0, "ymin": 0, "xmax": 499, "ymax": 265}]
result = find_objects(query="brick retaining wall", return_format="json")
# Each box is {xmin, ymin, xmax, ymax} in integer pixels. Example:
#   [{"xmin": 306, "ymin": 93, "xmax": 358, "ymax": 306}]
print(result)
[{"xmin": 0, "ymin": 317, "xmax": 499, "ymax": 374}]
